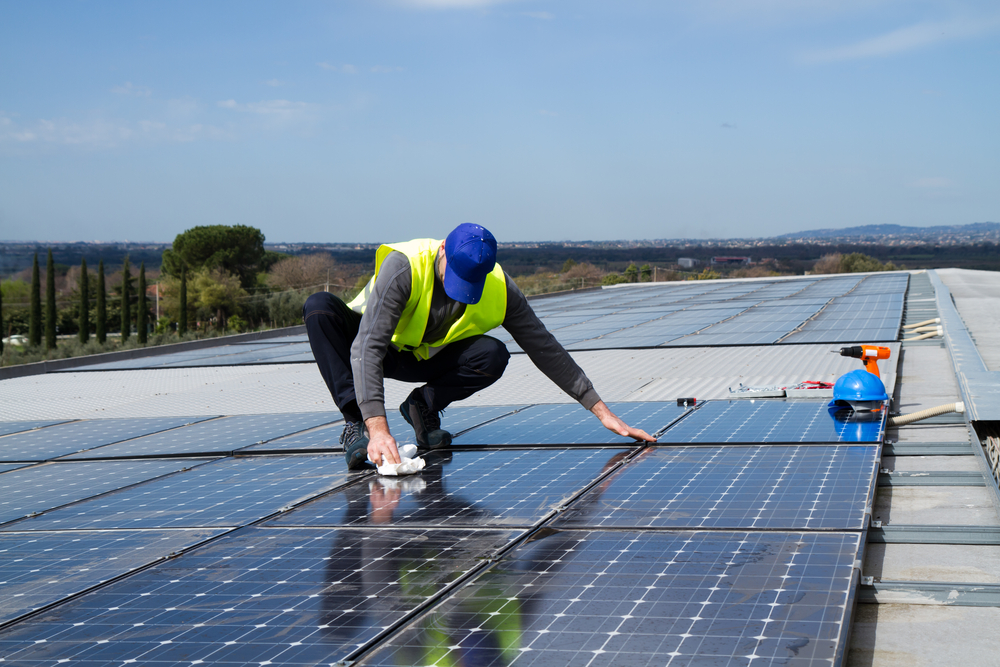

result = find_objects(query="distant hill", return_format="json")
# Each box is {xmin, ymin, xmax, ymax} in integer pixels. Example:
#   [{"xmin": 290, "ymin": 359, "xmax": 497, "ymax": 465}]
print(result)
[{"xmin": 779, "ymin": 222, "xmax": 1000, "ymax": 239}]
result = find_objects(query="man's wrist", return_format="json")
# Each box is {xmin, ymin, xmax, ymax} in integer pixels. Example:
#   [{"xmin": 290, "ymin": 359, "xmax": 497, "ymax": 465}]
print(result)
[{"xmin": 365, "ymin": 415, "xmax": 390, "ymax": 437}]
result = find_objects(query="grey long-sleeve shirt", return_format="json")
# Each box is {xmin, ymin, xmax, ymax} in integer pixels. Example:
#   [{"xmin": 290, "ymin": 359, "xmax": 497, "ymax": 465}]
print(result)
[{"xmin": 351, "ymin": 250, "xmax": 601, "ymax": 420}]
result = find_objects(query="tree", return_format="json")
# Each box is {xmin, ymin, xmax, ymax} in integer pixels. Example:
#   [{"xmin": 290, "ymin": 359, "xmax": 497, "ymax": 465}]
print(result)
[
  {"xmin": 179, "ymin": 264, "xmax": 188, "ymax": 335},
  {"xmin": 45, "ymin": 249, "xmax": 57, "ymax": 351},
  {"xmin": 162, "ymin": 225, "xmax": 266, "ymax": 290},
  {"xmin": 696, "ymin": 267, "xmax": 722, "ymax": 280},
  {"xmin": 639, "ymin": 264, "xmax": 652, "ymax": 282},
  {"xmin": 120, "ymin": 257, "xmax": 132, "ymax": 341},
  {"xmin": 78, "ymin": 258, "xmax": 90, "ymax": 344},
  {"xmin": 812, "ymin": 254, "xmax": 842, "ymax": 274},
  {"xmin": 561, "ymin": 258, "xmax": 578, "ymax": 273},
  {"xmin": 266, "ymin": 253, "xmax": 344, "ymax": 292},
  {"xmin": 192, "ymin": 268, "xmax": 246, "ymax": 331},
  {"xmin": 96, "ymin": 260, "xmax": 107, "ymax": 344},
  {"xmin": 29, "ymin": 253, "xmax": 41, "ymax": 347},
  {"xmin": 0, "ymin": 278, "xmax": 4, "ymax": 357},
  {"xmin": 137, "ymin": 262, "xmax": 148, "ymax": 344},
  {"xmin": 623, "ymin": 263, "xmax": 639, "ymax": 283}
]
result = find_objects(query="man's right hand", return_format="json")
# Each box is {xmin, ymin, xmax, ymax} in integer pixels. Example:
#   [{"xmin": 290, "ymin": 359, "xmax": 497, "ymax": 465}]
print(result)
[{"xmin": 365, "ymin": 415, "xmax": 401, "ymax": 466}]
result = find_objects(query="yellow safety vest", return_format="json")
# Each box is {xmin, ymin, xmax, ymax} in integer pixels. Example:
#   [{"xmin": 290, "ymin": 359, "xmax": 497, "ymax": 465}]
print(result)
[{"xmin": 347, "ymin": 238, "xmax": 507, "ymax": 360}]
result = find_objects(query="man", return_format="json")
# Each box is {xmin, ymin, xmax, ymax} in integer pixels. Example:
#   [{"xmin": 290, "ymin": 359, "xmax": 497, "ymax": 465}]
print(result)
[{"xmin": 303, "ymin": 223, "xmax": 655, "ymax": 470}]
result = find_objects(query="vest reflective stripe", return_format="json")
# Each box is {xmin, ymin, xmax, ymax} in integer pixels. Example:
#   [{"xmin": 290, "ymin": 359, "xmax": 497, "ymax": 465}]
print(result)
[{"xmin": 347, "ymin": 238, "xmax": 507, "ymax": 360}]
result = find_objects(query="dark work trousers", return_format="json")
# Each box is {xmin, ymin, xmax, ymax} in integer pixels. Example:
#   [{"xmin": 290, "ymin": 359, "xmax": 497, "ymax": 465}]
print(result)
[{"xmin": 302, "ymin": 292, "xmax": 510, "ymax": 423}]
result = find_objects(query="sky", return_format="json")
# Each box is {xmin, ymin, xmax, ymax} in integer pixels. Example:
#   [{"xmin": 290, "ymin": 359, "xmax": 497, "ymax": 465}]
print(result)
[{"xmin": 1, "ymin": 0, "xmax": 998, "ymax": 244}]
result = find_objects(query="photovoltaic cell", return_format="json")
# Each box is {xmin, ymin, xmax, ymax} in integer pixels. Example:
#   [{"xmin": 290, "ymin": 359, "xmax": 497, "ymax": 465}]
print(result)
[
  {"xmin": 364, "ymin": 530, "xmax": 861, "ymax": 667},
  {"xmin": 0, "ymin": 526, "xmax": 520, "ymax": 666},
  {"xmin": 269, "ymin": 447, "xmax": 632, "ymax": 528},
  {"xmin": 457, "ymin": 402, "xmax": 685, "ymax": 445},
  {"xmin": 659, "ymin": 400, "xmax": 885, "ymax": 443},
  {"xmin": 0, "ymin": 459, "xmax": 213, "ymax": 526},
  {"xmin": 63, "ymin": 412, "xmax": 341, "ymax": 459},
  {"xmin": 553, "ymin": 445, "xmax": 878, "ymax": 530},
  {"xmin": 0, "ymin": 528, "xmax": 225, "ymax": 623},
  {"xmin": 0, "ymin": 463, "xmax": 31, "ymax": 474},
  {"xmin": 664, "ymin": 331, "xmax": 785, "ymax": 346},
  {"xmin": 0, "ymin": 416, "xmax": 216, "ymax": 462},
  {"xmin": 0, "ymin": 420, "xmax": 73, "ymax": 438},
  {"xmin": 4, "ymin": 454, "xmax": 359, "ymax": 531}
]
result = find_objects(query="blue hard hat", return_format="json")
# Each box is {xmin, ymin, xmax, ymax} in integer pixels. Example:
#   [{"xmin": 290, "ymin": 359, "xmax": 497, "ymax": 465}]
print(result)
[{"xmin": 829, "ymin": 369, "xmax": 888, "ymax": 410}]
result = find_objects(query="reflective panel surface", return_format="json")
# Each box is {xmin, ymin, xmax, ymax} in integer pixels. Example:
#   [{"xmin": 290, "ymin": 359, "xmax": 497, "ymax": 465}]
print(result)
[
  {"xmin": 270, "ymin": 448, "xmax": 633, "ymax": 528},
  {"xmin": 63, "ymin": 412, "xmax": 341, "ymax": 459},
  {"xmin": 660, "ymin": 400, "xmax": 885, "ymax": 443},
  {"xmin": 0, "ymin": 527, "xmax": 518, "ymax": 665},
  {"xmin": 362, "ymin": 530, "xmax": 861, "ymax": 667},
  {"xmin": 0, "ymin": 458, "xmax": 214, "ymax": 525},
  {"xmin": 0, "ymin": 528, "xmax": 225, "ymax": 623},
  {"xmin": 554, "ymin": 445, "xmax": 878, "ymax": 530},
  {"xmin": 4, "ymin": 455, "xmax": 359, "ymax": 531},
  {"xmin": 458, "ymin": 402, "xmax": 684, "ymax": 445},
  {"xmin": 0, "ymin": 420, "xmax": 73, "ymax": 438},
  {"xmin": 0, "ymin": 416, "xmax": 215, "ymax": 462}
]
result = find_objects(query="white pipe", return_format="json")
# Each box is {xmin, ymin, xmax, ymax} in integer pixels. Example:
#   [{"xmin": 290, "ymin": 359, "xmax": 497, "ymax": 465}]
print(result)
[
  {"xmin": 903, "ymin": 317, "xmax": 941, "ymax": 330},
  {"xmin": 888, "ymin": 402, "xmax": 964, "ymax": 427}
]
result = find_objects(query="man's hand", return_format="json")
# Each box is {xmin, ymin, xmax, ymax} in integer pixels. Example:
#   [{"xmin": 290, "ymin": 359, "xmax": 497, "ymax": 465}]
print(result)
[
  {"xmin": 365, "ymin": 415, "xmax": 401, "ymax": 466},
  {"xmin": 590, "ymin": 400, "xmax": 657, "ymax": 442}
]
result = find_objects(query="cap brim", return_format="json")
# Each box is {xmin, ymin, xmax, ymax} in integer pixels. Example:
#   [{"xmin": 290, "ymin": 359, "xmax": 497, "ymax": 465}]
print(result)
[{"xmin": 443, "ymin": 263, "xmax": 486, "ymax": 304}]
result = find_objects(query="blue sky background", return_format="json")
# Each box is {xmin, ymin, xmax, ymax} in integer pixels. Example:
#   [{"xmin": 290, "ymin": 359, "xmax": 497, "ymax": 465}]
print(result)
[{"xmin": 1, "ymin": 0, "xmax": 998, "ymax": 243}]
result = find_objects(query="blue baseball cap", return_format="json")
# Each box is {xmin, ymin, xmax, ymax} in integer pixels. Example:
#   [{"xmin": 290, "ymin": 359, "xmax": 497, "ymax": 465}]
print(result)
[{"xmin": 443, "ymin": 223, "xmax": 497, "ymax": 304}]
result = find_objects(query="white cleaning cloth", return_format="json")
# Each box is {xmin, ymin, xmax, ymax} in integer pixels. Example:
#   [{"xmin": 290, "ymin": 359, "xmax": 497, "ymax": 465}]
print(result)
[{"xmin": 371, "ymin": 443, "xmax": 426, "ymax": 476}]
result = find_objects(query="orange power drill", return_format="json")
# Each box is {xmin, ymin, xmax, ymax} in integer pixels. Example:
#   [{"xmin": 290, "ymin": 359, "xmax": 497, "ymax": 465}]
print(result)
[{"xmin": 834, "ymin": 345, "xmax": 891, "ymax": 378}]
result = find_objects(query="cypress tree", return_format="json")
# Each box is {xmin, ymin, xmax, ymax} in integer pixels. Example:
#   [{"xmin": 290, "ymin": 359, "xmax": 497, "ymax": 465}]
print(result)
[
  {"xmin": 137, "ymin": 262, "xmax": 148, "ymax": 344},
  {"xmin": 45, "ymin": 249, "xmax": 56, "ymax": 351},
  {"xmin": 79, "ymin": 258, "xmax": 90, "ymax": 344},
  {"xmin": 96, "ymin": 260, "xmax": 107, "ymax": 344},
  {"xmin": 29, "ymin": 253, "xmax": 41, "ymax": 347},
  {"xmin": 120, "ymin": 256, "xmax": 131, "ymax": 342},
  {"xmin": 0, "ymin": 277, "xmax": 4, "ymax": 357},
  {"xmin": 179, "ymin": 263, "xmax": 188, "ymax": 335}
]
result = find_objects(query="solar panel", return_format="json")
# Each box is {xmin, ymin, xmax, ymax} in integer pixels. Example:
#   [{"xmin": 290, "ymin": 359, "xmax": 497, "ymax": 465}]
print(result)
[
  {"xmin": 0, "ymin": 526, "xmax": 520, "ymax": 665},
  {"xmin": 0, "ymin": 463, "xmax": 31, "ymax": 474},
  {"xmin": 269, "ymin": 447, "xmax": 632, "ymax": 528},
  {"xmin": 62, "ymin": 412, "xmax": 341, "ymax": 459},
  {"xmin": 0, "ymin": 459, "xmax": 214, "ymax": 525},
  {"xmin": 553, "ymin": 445, "xmax": 878, "ymax": 530},
  {"xmin": 457, "ymin": 402, "xmax": 685, "ymax": 445},
  {"xmin": 0, "ymin": 528, "xmax": 225, "ymax": 623},
  {"xmin": 659, "ymin": 400, "xmax": 885, "ymax": 443},
  {"xmin": 363, "ymin": 530, "xmax": 861, "ymax": 666},
  {"xmin": 0, "ymin": 420, "xmax": 74, "ymax": 437},
  {"xmin": 4, "ymin": 455, "xmax": 359, "ymax": 531},
  {"xmin": 781, "ymin": 329, "xmax": 899, "ymax": 344},
  {"xmin": 0, "ymin": 416, "xmax": 216, "ymax": 462},
  {"xmin": 664, "ymin": 331, "xmax": 785, "ymax": 346}
]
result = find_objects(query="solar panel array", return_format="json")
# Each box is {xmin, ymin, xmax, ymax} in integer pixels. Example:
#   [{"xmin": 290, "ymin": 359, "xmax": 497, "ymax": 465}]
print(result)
[
  {"xmin": 0, "ymin": 396, "xmax": 879, "ymax": 665},
  {"xmin": 0, "ymin": 274, "xmax": 905, "ymax": 664}
]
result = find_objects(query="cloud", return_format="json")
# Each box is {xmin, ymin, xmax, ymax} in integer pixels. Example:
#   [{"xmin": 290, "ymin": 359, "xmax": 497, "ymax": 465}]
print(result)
[
  {"xmin": 318, "ymin": 62, "xmax": 358, "ymax": 74},
  {"xmin": 0, "ymin": 114, "xmax": 225, "ymax": 147},
  {"xmin": 911, "ymin": 177, "xmax": 953, "ymax": 189},
  {"xmin": 216, "ymin": 99, "xmax": 319, "ymax": 126},
  {"xmin": 801, "ymin": 16, "xmax": 999, "ymax": 63},
  {"xmin": 112, "ymin": 82, "xmax": 152, "ymax": 97}
]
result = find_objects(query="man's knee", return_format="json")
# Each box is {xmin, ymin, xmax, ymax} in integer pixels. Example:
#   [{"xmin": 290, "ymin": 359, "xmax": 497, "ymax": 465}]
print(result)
[
  {"xmin": 464, "ymin": 336, "xmax": 510, "ymax": 377},
  {"xmin": 302, "ymin": 292, "xmax": 344, "ymax": 322}
]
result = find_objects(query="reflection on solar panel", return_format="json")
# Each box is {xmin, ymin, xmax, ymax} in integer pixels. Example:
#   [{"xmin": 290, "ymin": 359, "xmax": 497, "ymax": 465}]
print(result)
[
  {"xmin": 0, "ymin": 463, "xmax": 30, "ymax": 474},
  {"xmin": 0, "ymin": 528, "xmax": 225, "ymax": 623},
  {"xmin": 660, "ymin": 400, "xmax": 885, "ymax": 443},
  {"xmin": 5, "ymin": 455, "xmax": 357, "ymax": 531},
  {"xmin": 63, "ymin": 412, "xmax": 340, "ymax": 459},
  {"xmin": 0, "ymin": 420, "xmax": 73, "ymax": 438},
  {"xmin": 364, "ymin": 530, "xmax": 860, "ymax": 666},
  {"xmin": 457, "ymin": 402, "xmax": 684, "ymax": 445},
  {"xmin": 0, "ymin": 416, "xmax": 215, "ymax": 462},
  {"xmin": 270, "ymin": 448, "xmax": 632, "ymax": 528},
  {"xmin": 553, "ymin": 445, "xmax": 878, "ymax": 530},
  {"xmin": 0, "ymin": 526, "xmax": 519, "ymax": 665},
  {"xmin": 0, "ymin": 459, "xmax": 213, "ymax": 525}
]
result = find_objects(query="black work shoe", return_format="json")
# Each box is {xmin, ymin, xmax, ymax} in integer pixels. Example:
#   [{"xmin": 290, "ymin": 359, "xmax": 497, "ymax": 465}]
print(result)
[
  {"xmin": 400, "ymin": 391, "xmax": 452, "ymax": 450},
  {"xmin": 341, "ymin": 421, "xmax": 370, "ymax": 470}
]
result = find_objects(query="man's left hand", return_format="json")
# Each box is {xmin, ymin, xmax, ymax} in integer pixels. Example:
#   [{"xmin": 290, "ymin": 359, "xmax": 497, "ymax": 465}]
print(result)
[{"xmin": 590, "ymin": 400, "xmax": 657, "ymax": 442}]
